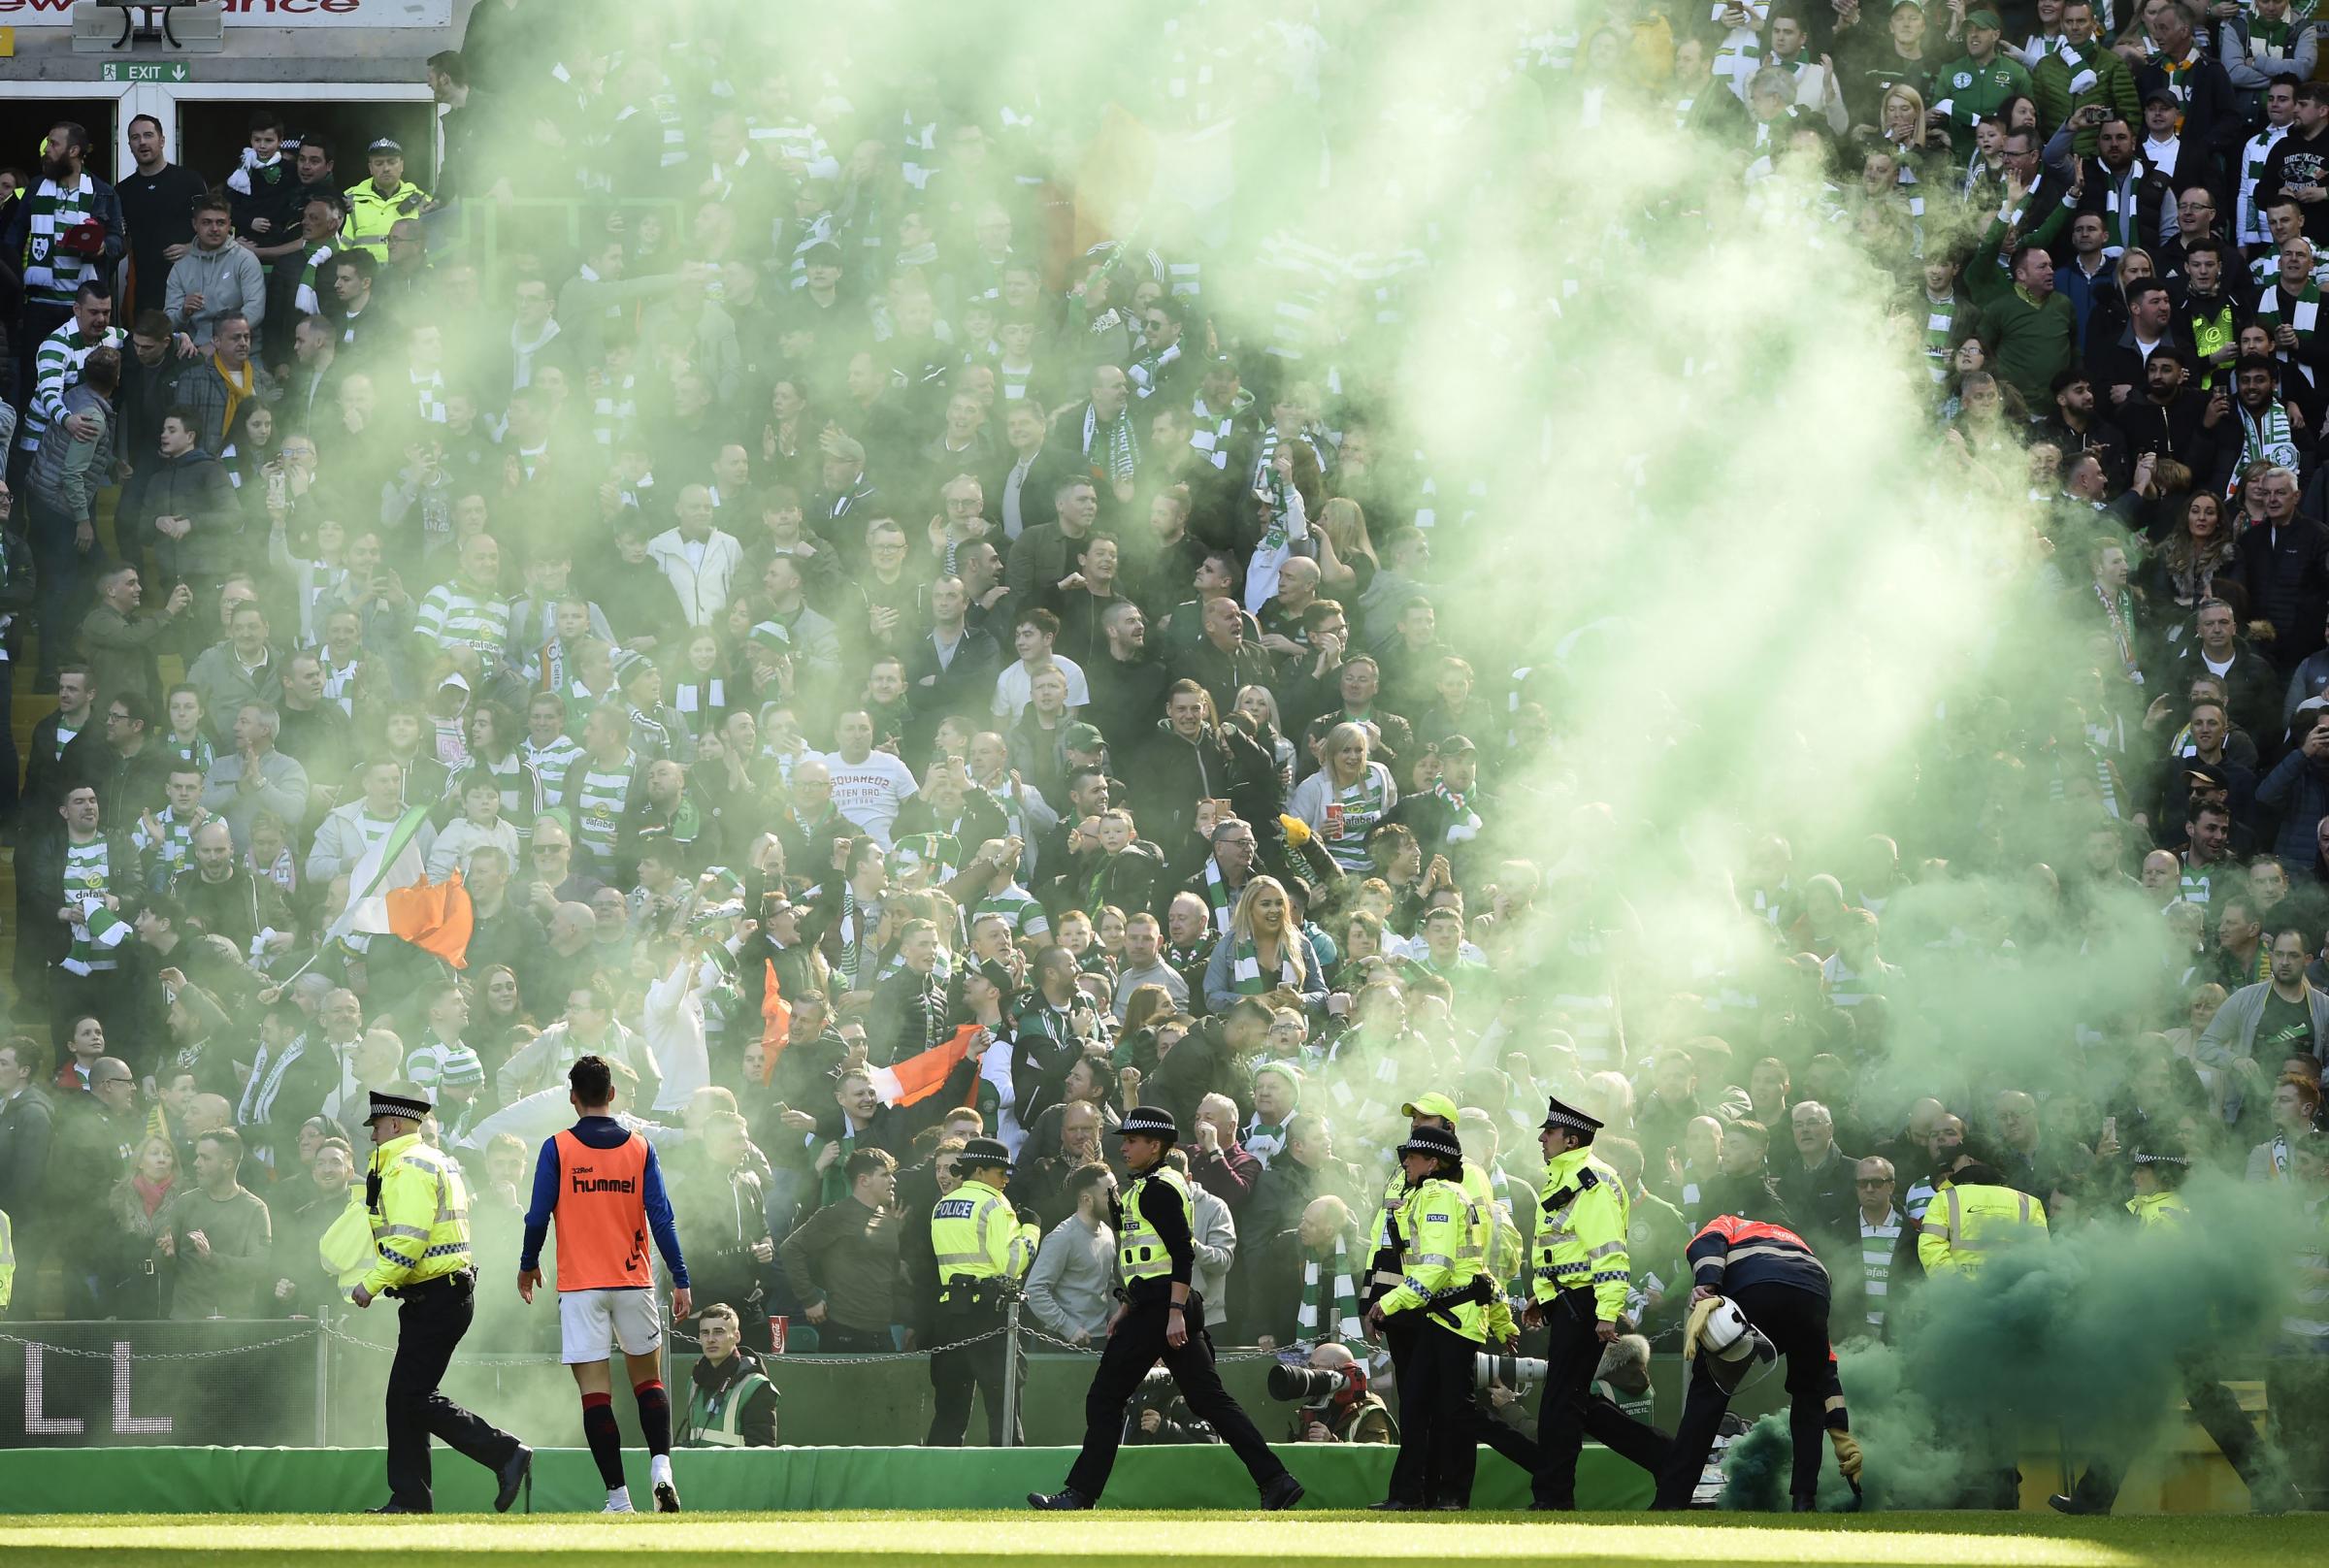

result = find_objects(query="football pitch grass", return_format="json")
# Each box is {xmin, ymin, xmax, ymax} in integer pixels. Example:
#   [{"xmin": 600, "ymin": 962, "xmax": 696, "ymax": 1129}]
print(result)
[{"xmin": 3, "ymin": 1512, "xmax": 2325, "ymax": 1568}]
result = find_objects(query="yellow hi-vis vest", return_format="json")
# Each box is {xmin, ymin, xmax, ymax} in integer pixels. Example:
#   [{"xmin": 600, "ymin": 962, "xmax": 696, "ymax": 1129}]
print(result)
[
  {"xmin": 2128, "ymin": 1190, "xmax": 2190, "ymax": 1227},
  {"xmin": 1533, "ymin": 1144, "xmax": 1633, "ymax": 1323},
  {"xmin": 339, "ymin": 178, "xmax": 431, "ymax": 260},
  {"xmin": 361, "ymin": 1132, "xmax": 473, "ymax": 1296},
  {"xmin": 1119, "ymin": 1166, "xmax": 1193, "ymax": 1286},
  {"xmin": 0, "ymin": 1207, "xmax": 14, "ymax": 1312},
  {"xmin": 1380, "ymin": 1175, "xmax": 1488, "ymax": 1343},
  {"xmin": 1917, "ymin": 1181, "xmax": 2048, "ymax": 1278},
  {"xmin": 931, "ymin": 1177, "xmax": 1019, "ymax": 1302}
]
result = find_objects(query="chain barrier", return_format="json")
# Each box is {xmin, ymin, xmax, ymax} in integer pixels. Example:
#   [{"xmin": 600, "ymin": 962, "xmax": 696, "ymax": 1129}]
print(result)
[
  {"xmin": 0, "ymin": 1325, "xmax": 323, "ymax": 1361},
  {"xmin": 0, "ymin": 1316, "xmax": 1284, "ymax": 1369}
]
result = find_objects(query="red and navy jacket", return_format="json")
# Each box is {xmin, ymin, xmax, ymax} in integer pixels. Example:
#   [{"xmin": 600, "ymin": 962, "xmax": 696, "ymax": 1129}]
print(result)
[{"xmin": 1687, "ymin": 1215, "xmax": 1830, "ymax": 1296}]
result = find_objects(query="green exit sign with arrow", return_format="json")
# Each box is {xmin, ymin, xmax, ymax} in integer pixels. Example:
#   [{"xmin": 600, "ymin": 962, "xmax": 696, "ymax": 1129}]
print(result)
[{"xmin": 101, "ymin": 61, "xmax": 190, "ymax": 82}]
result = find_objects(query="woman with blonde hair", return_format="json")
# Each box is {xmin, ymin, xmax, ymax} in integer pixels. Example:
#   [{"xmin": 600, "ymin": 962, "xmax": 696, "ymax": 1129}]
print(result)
[
  {"xmin": 1291, "ymin": 721, "xmax": 1399, "ymax": 875},
  {"xmin": 106, "ymin": 1135, "xmax": 180, "ymax": 1317},
  {"xmin": 1204, "ymin": 874, "xmax": 1328, "ymax": 1014},
  {"xmin": 1315, "ymin": 496, "xmax": 1377, "ymax": 595},
  {"xmin": 1869, "ymin": 83, "xmax": 1946, "ymax": 207},
  {"xmin": 1234, "ymin": 684, "xmax": 1297, "ymax": 791}
]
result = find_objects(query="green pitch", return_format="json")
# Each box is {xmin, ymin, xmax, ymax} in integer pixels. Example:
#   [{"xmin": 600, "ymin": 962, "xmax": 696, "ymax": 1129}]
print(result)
[{"xmin": 3, "ymin": 1513, "xmax": 2326, "ymax": 1568}]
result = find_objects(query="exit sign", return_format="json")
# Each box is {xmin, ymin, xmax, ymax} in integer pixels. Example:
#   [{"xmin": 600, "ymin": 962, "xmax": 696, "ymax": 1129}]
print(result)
[{"xmin": 101, "ymin": 61, "xmax": 191, "ymax": 82}]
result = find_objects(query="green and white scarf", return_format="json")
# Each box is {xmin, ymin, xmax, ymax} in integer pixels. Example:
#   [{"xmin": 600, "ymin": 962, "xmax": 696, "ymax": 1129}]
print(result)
[
  {"xmin": 838, "ymin": 886, "xmax": 871, "ymax": 992},
  {"xmin": 1925, "ymin": 294, "xmax": 1963, "ymax": 380},
  {"xmin": 892, "ymin": 832, "xmax": 964, "ymax": 885},
  {"xmin": 1319, "ymin": 768, "xmax": 1388, "ymax": 870},
  {"xmin": 2241, "ymin": 400, "xmax": 2301, "ymax": 473},
  {"xmin": 1231, "ymin": 934, "xmax": 1301, "ymax": 995},
  {"xmin": 133, "ymin": 805, "xmax": 202, "ymax": 881},
  {"xmin": 20, "ymin": 175, "xmax": 101, "ymax": 306},
  {"xmin": 1201, "ymin": 860, "xmax": 1235, "ymax": 935},
  {"xmin": 2255, "ymin": 280, "xmax": 2318, "ymax": 355},
  {"xmin": 294, "ymin": 243, "xmax": 337, "ymax": 316},
  {"xmin": 2096, "ymin": 579, "xmax": 2140, "ymax": 681},
  {"xmin": 1296, "ymin": 1236, "xmax": 1363, "ymax": 1345},
  {"xmin": 2099, "ymin": 156, "xmax": 2147, "ymax": 255},
  {"xmin": 1082, "ymin": 401, "xmax": 1138, "ymax": 488},
  {"xmin": 2240, "ymin": 124, "xmax": 2288, "ymax": 245}
]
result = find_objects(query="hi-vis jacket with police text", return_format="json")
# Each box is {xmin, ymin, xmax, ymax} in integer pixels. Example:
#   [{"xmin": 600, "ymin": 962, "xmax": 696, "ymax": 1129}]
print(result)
[
  {"xmin": 1379, "ymin": 1175, "xmax": 1488, "ymax": 1343},
  {"xmin": 1375, "ymin": 1156, "xmax": 1501, "ymax": 1330},
  {"xmin": 1533, "ymin": 1144, "xmax": 1632, "ymax": 1323},
  {"xmin": 2128, "ymin": 1190, "xmax": 2189, "ymax": 1228},
  {"xmin": 930, "ymin": 1176, "xmax": 1028, "ymax": 1300},
  {"xmin": 340, "ymin": 178, "xmax": 431, "ymax": 260},
  {"xmin": 361, "ymin": 1131, "xmax": 472, "ymax": 1296},
  {"xmin": 1917, "ymin": 1181, "xmax": 2049, "ymax": 1278}
]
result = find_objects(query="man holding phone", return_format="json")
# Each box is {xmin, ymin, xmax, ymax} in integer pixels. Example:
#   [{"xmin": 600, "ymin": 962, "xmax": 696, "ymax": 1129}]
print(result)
[{"xmin": 2031, "ymin": 4, "xmax": 2139, "ymax": 158}]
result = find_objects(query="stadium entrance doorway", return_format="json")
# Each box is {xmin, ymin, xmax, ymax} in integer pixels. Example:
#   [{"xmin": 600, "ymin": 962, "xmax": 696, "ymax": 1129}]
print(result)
[
  {"xmin": 0, "ymin": 86, "xmax": 126, "ymax": 190},
  {"xmin": 165, "ymin": 89, "xmax": 437, "ymax": 196}
]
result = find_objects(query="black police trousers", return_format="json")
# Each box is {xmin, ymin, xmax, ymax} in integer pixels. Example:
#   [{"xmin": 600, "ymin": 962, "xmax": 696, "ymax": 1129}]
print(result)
[
  {"xmin": 385, "ymin": 1270, "xmax": 520, "ymax": 1510},
  {"xmin": 1384, "ymin": 1313, "xmax": 1481, "ymax": 1506},
  {"xmin": 2066, "ymin": 1358, "xmax": 2293, "ymax": 1514},
  {"xmin": 1655, "ymin": 1281, "xmax": 1836, "ymax": 1510},
  {"xmin": 1064, "ymin": 1291, "xmax": 1285, "ymax": 1500},
  {"xmin": 1382, "ymin": 1316, "xmax": 1542, "ymax": 1506},
  {"xmin": 928, "ymin": 1300, "xmax": 1022, "ymax": 1447},
  {"xmin": 1532, "ymin": 1290, "xmax": 1672, "ymax": 1508}
]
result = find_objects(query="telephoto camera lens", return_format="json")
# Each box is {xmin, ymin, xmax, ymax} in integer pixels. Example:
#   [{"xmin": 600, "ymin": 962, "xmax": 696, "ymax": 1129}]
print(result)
[
  {"xmin": 1267, "ymin": 1364, "xmax": 1352, "ymax": 1401},
  {"xmin": 1472, "ymin": 1353, "xmax": 1549, "ymax": 1393}
]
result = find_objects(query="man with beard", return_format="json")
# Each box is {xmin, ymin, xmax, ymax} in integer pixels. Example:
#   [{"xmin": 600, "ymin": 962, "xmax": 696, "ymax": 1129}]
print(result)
[
  {"xmin": 5, "ymin": 123, "xmax": 126, "ymax": 455},
  {"xmin": 2039, "ymin": 370, "xmax": 2128, "ymax": 488},
  {"xmin": 2075, "ymin": 112, "xmax": 2169, "ymax": 261},
  {"xmin": 2091, "ymin": 278, "xmax": 2188, "ymax": 409},
  {"xmin": 1083, "ymin": 600, "xmax": 1170, "ymax": 749},
  {"xmin": 2115, "ymin": 344, "xmax": 2234, "ymax": 491}
]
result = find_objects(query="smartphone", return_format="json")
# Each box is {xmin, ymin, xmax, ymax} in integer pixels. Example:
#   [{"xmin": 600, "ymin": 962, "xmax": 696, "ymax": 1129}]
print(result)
[{"xmin": 2102, "ymin": 1115, "xmax": 2118, "ymax": 1144}]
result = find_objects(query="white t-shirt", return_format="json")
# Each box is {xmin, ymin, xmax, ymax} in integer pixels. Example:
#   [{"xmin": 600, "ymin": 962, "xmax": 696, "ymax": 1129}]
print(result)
[
  {"xmin": 991, "ymin": 654, "xmax": 1091, "ymax": 721},
  {"xmin": 822, "ymin": 748, "xmax": 919, "ymax": 847}
]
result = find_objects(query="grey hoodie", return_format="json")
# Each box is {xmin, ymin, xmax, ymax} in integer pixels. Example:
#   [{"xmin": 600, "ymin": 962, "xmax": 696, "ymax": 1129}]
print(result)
[{"xmin": 164, "ymin": 241, "xmax": 267, "ymax": 348}]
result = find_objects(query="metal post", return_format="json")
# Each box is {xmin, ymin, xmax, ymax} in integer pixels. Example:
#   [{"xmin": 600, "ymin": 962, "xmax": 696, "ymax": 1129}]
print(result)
[
  {"xmin": 1000, "ymin": 1298, "xmax": 1022, "ymax": 1449},
  {"xmin": 314, "ymin": 1306, "xmax": 331, "ymax": 1448}
]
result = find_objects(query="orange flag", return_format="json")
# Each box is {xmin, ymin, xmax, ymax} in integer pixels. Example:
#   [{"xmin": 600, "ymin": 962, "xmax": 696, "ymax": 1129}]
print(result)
[
  {"xmin": 383, "ymin": 869, "xmax": 474, "ymax": 969},
  {"xmin": 759, "ymin": 961, "xmax": 792, "ymax": 1082},
  {"xmin": 869, "ymin": 1025, "xmax": 983, "ymax": 1109}
]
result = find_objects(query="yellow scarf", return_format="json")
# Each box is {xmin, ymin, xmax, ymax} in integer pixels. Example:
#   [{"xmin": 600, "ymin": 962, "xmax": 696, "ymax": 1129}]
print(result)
[{"xmin": 213, "ymin": 351, "xmax": 255, "ymax": 446}]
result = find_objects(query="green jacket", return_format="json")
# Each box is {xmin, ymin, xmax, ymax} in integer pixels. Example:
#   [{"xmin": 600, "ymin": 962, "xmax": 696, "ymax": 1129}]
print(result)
[
  {"xmin": 2031, "ymin": 45, "xmax": 2140, "ymax": 155},
  {"xmin": 1966, "ymin": 217, "xmax": 2080, "ymax": 405},
  {"xmin": 1932, "ymin": 51, "xmax": 2036, "ymax": 155}
]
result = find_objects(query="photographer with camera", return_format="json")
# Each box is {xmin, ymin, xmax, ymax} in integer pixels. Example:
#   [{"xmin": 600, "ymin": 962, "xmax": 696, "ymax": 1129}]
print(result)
[
  {"xmin": 1522, "ymin": 1095, "xmax": 1672, "ymax": 1511},
  {"xmin": 1269, "ymin": 1340, "xmax": 1394, "ymax": 1443},
  {"xmin": 1127, "ymin": 1365, "xmax": 1221, "ymax": 1446}
]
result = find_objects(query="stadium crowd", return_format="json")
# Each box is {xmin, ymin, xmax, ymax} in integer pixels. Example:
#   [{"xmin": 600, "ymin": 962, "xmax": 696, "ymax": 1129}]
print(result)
[{"xmin": 0, "ymin": 0, "xmax": 2319, "ymax": 1496}]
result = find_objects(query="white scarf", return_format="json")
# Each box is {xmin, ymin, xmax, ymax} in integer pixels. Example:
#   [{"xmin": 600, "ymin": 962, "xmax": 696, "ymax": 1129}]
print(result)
[{"xmin": 509, "ymin": 317, "xmax": 561, "ymax": 392}]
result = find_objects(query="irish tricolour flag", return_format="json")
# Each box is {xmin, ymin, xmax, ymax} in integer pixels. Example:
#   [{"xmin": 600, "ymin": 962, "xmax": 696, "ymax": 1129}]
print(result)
[{"xmin": 327, "ymin": 804, "xmax": 474, "ymax": 967}]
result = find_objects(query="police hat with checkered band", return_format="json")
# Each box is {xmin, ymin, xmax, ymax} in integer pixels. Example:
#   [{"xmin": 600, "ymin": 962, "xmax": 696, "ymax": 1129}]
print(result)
[
  {"xmin": 1117, "ymin": 1105, "xmax": 1179, "ymax": 1146},
  {"xmin": 1541, "ymin": 1095, "xmax": 1605, "ymax": 1138}
]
